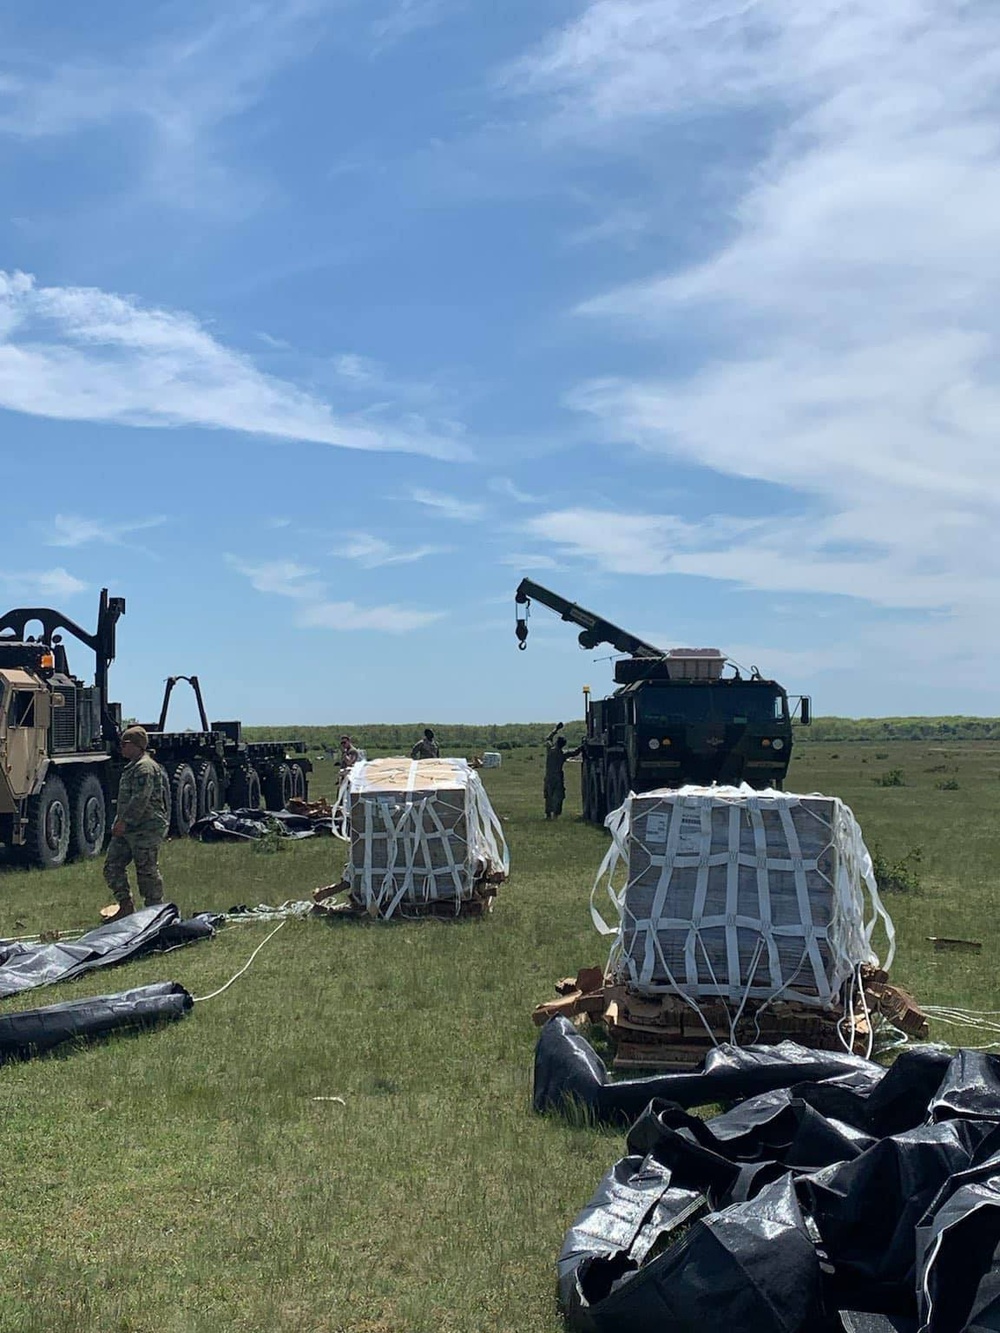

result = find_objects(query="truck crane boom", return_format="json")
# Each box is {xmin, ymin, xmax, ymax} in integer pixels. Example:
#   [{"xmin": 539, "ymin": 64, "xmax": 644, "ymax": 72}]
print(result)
[{"xmin": 514, "ymin": 578, "xmax": 666, "ymax": 659}]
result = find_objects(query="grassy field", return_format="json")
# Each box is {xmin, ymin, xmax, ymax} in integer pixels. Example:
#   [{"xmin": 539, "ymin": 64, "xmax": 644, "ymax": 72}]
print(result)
[{"xmin": 0, "ymin": 739, "xmax": 997, "ymax": 1331}]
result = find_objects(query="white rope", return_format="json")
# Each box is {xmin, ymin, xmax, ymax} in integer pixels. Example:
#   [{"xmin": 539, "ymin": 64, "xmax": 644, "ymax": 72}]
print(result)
[{"xmin": 192, "ymin": 919, "xmax": 287, "ymax": 1003}]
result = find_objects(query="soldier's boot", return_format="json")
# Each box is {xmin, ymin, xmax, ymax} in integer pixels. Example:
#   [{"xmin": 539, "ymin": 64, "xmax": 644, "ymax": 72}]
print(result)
[{"xmin": 101, "ymin": 896, "xmax": 135, "ymax": 922}]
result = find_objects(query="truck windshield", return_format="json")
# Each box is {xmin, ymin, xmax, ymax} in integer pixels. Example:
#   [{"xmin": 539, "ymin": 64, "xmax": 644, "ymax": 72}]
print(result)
[{"xmin": 638, "ymin": 686, "xmax": 786, "ymax": 725}]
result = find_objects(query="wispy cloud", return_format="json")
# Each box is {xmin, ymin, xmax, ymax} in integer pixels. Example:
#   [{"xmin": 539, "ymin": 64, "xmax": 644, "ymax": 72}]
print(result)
[
  {"xmin": 0, "ymin": 1, "xmax": 330, "ymax": 210},
  {"xmin": 297, "ymin": 600, "xmax": 443, "ymax": 632},
  {"xmin": 332, "ymin": 353, "xmax": 382, "ymax": 386},
  {"xmin": 227, "ymin": 554, "xmax": 443, "ymax": 633},
  {"xmin": 332, "ymin": 533, "xmax": 448, "ymax": 568},
  {"xmin": 410, "ymin": 487, "xmax": 485, "ymax": 522},
  {"xmin": 0, "ymin": 272, "xmax": 468, "ymax": 459},
  {"xmin": 0, "ymin": 568, "xmax": 86, "ymax": 603},
  {"xmin": 47, "ymin": 513, "xmax": 167, "ymax": 551},
  {"xmin": 370, "ymin": 0, "xmax": 457, "ymax": 49},
  {"xmin": 488, "ymin": 476, "xmax": 542, "ymax": 505},
  {"xmin": 514, "ymin": 0, "xmax": 1000, "ymax": 655},
  {"xmin": 225, "ymin": 556, "xmax": 324, "ymax": 601},
  {"xmin": 499, "ymin": 552, "xmax": 562, "ymax": 571}
]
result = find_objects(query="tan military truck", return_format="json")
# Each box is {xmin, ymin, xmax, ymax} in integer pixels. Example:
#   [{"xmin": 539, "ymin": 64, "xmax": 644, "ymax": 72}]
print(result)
[{"xmin": 0, "ymin": 590, "xmax": 310, "ymax": 869}]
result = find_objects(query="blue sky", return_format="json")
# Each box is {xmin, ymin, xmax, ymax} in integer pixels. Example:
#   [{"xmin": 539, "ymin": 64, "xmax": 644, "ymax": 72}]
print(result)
[{"xmin": 2, "ymin": 0, "xmax": 998, "ymax": 725}]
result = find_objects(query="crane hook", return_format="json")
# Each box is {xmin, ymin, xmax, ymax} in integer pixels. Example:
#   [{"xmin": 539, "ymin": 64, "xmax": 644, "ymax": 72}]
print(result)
[{"xmin": 515, "ymin": 601, "xmax": 530, "ymax": 650}]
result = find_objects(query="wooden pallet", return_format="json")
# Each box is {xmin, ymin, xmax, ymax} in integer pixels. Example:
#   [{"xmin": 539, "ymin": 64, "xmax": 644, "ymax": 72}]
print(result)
[{"xmin": 531, "ymin": 965, "xmax": 927, "ymax": 1070}]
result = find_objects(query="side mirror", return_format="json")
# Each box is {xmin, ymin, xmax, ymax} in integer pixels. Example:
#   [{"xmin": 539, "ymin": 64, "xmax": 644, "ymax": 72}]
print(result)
[{"xmin": 800, "ymin": 696, "xmax": 811, "ymax": 726}]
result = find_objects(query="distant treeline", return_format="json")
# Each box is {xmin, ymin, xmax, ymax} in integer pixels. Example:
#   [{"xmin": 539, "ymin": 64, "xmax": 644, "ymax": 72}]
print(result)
[
  {"xmin": 798, "ymin": 716, "xmax": 1000, "ymax": 742},
  {"xmin": 244, "ymin": 723, "xmax": 584, "ymax": 753},
  {"xmin": 245, "ymin": 717, "xmax": 1000, "ymax": 750}
]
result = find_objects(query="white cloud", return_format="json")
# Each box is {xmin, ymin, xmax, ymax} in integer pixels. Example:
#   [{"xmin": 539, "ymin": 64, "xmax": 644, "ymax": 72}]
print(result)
[
  {"xmin": 0, "ymin": 569, "xmax": 86, "ymax": 603},
  {"xmin": 0, "ymin": 2, "xmax": 331, "ymax": 210},
  {"xmin": 47, "ymin": 513, "xmax": 167, "ymax": 549},
  {"xmin": 371, "ymin": 0, "xmax": 456, "ymax": 48},
  {"xmin": 227, "ymin": 554, "xmax": 442, "ymax": 633},
  {"xmin": 225, "ymin": 556, "xmax": 324, "ymax": 601},
  {"xmin": 332, "ymin": 533, "xmax": 447, "ymax": 567},
  {"xmin": 0, "ymin": 272, "xmax": 467, "ymax": 459},
  {"xmin": 297, "ymin": 600, "xmax": 444, "ymax": 632},
  {"xmin": 515, "ymin": 0, "xmax": 1000, "ymax": 659},
  {"xmin": 410, "ymin": 487, "xmax": 485, "ymax": 521},
  {"xmin": 499, "ymin": 552, "xmax": 562, "ymax": 571},
  {"xmin": 488, "ymin": 476, "xmax": 542, "ymax": 505},
  {"xmin": 333, "ymin": 353, "xmax": 381, "ymax": 386}
]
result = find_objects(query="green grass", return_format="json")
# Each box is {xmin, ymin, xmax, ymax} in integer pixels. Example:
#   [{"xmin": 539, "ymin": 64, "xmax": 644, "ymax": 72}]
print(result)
[{"xmin": 0, "ymin": 739, "xmax": 997, "ymax": 1330}]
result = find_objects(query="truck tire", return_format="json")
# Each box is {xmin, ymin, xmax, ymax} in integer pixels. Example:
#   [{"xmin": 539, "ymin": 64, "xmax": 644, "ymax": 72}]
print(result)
[
  {"xmin": 581, "ymin": 763, "xmax": 592, "ymax": 822},
  {"xmin": 69, "ymin": 772, "xmax": 107, "ymax": 860},
  {"xmin": 290, "ymin": 763, "xmax": 307, "ymax": 800},
  {"xmin": 194, "ymin": 760, "xmax": 220, "ymax": 819},
  {"xmin": 262, "ymin": 763, "xmax": 294, "ymax": 812},
  {"xmin": 585, "ymin": 765, "xmax": 603, "ymax": 824},
  {"xmin": 27, "ymin": 775, "xmax": 71, "ymax": 869},
  {"xmin": 168, "ymin": 763, "xmax": 198, "ymax": 836},
  {"xmin": 607, "ymin": 761, "xmax": 628, "ymax": 815},
  {"xmin": 228, "ymin": 766, "xmax": 261, "ymax": 811}
]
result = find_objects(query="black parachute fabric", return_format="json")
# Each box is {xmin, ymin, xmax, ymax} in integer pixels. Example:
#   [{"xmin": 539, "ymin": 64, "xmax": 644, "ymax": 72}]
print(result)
[
  {"xmin": 534, "ymin": 1016, "xmax": 887, "ymax": 1127},
  {"xmin": 0, "ymin": 904, "xmax": 212, "ymax": 999},
  {"xmin": 550, "ymin": 1020, "xmax": 1000, "ymax": 1332},
  {"xmin": 0, "ymin": 981, "xmax": 192, "ymax": 1064},
  {"xmin": 191, "ymin": 808, "xmax": 330, "ymax": 842}
]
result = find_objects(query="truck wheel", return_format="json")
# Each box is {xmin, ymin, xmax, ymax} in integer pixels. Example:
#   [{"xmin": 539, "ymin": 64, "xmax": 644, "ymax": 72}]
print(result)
[
  {"xmin": 262, "ymin": 763, "xmax": 294, "ymax": 811},
  {"xmin": 27, "ymin": 775, "xmax": 71, "ymax": 869},
  {"xmin": 290, "ymin": 763, "xmax": 307, "ymax": 800},
  {"xmin": 228, "ymin": 766, "xmax": 261, "ymax": 811},
  {"xmin": 194, "ymin": 760, "xmax": 220, "ymax": 819},
  {"xmin": 168, "ymin": 763, "xmax": 198, "ymax": 836},
  {"xmin": 581, "ymin": 764, "xmax": 592, "ymax": 821},
  {"xmin": 607, "ymin": 761, "xmax": 628, "ymax": 814},
  {"xmin": 69, "ymin": 773, "xmax": 106, "ymax": 859}
]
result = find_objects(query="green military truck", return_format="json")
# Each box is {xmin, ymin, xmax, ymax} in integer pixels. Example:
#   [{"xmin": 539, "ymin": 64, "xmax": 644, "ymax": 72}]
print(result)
[
  {"xmin": 515, "ymin": 579, "xmax": 811, "ymax": 823},
  {"xmin": 0, "ymin": 589, "xmax": 310, "ymax": 868}
]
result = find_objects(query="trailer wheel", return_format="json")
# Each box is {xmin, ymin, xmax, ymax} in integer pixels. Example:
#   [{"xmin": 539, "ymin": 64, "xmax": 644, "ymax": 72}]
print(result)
[
  {"xmin": 290, "ymin": 763, "xmax": 307, "ymax": 801},
  {"xmin": 194, "ymin": 760, "xmax": 221, "ymax": 819},
  {"xmin": 69, "ymin": 772, "xmax": 106, "ymax": 859},
  {"xmin": 168, "ymin": 763, "xmax": 198, "ymax": 836},
  {"xmin": 228, "ymin": 766, "xmax": 261, "ymax": 811},
  {"xmin": 262, "ymin": 763, "xmax": 294, "ymax": 811},
  {"xmin": 27, "ymin": 775, "xmax": 71, "ymax": 869}
]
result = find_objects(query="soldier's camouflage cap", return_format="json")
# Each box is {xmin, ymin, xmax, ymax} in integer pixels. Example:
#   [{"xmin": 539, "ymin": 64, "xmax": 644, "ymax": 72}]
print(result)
[{"xmin": 121, "ymin": 725, "xmax": 149, "ymax": 750}]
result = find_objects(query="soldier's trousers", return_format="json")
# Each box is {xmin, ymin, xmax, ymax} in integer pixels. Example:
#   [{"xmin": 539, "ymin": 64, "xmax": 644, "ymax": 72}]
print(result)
[
  {"xmin": 544, "ymin": 777, "xmax": 566, "ymax": 818},
  {"xmin": 103, "ymin": 834, "xmax": 164, "ymax": 906}
]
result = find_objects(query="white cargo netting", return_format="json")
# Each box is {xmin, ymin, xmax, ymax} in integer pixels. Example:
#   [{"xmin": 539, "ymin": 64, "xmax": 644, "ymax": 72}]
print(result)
[
  {"xmin": 333, "ymin": 757, "xmax": 509, "ymax": 918},
  {"xmin": 591, "ymin": 785, "xmax": 895, "ymax": 1017}
]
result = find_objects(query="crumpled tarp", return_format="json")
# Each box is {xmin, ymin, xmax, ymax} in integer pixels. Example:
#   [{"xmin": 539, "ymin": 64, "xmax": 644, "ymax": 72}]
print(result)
[
  {"xmin": 191, "ymin": 807, "xmax": 331, "ymax": 842},
  {"xmin": 0, "ymin": 981, "xmax": 192, "ymax": 1063},
  {"xmin": 544, "ymin": 1017, "xmax": 1000, "ymax": 1331},
  {"xmin": 0, "ymin": 904, "xmax": 213, "ymax": 999},
  {"xmin": 534, "ymin": 1015, "xmax": 890, "ymax": 1127}
]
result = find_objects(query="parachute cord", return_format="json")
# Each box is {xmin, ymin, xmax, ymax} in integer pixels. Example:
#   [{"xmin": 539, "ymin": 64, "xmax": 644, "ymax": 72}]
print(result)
[{"xmin": 192, "ymin": 919, "xmax": 287, "ymax": 1003}]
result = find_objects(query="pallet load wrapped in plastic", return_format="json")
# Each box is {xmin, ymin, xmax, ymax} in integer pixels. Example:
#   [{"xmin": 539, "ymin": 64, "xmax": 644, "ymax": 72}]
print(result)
[
  {"xmin": 333, "ymin": 757, "xmax": 509, "ymax": 919},
  {"xmin": 590, "ymin": 784, "xmax": 895, "ymax": 1062}
]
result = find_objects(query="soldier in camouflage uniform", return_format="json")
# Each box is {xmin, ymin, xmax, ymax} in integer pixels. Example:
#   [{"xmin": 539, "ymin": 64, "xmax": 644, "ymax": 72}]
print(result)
[
  {"xmin": 410, "ymin": 727, "xmax": 440, "ymax": 760},
  {"xmin": 544, "ymin": 723, "xmax": 582, "ymax": 819},
  {"xmin": 103, "ymin": 725, "xmax": 170, "ymax": 919}
]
